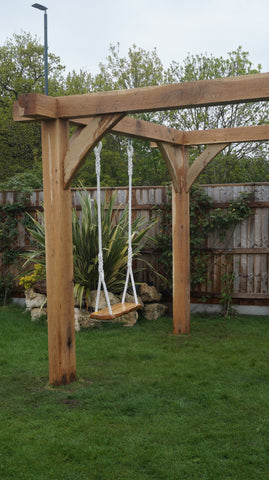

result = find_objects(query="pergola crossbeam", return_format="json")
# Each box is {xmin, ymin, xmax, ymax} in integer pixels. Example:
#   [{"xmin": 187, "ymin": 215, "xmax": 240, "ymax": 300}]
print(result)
[
  {"xmin": 72, "ymin": 116, "xmax": 269, "ymax": 146},
  {"xmin": 13, "ymin": 102, "xmax": 269, "ymax": 146},
  {"xmin": 16, "ymin": 73, "xmax": 269, "ymax": 120},
  {"xmin": 17, "ymin": 93, "xmax": 57, "ymax": 119},
  {"xmin": 183, "ymin": 124, "xmax": 269, "ymax": 146},
  {"xmin": 56, "ymin": 73, "xmax": 269, "ymax": 117}
]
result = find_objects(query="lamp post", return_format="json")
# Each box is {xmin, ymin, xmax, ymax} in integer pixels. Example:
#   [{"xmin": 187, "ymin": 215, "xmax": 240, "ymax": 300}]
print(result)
[{"xmin": 32, "ymin": 3, "xmax": 48, "ymax": 95}]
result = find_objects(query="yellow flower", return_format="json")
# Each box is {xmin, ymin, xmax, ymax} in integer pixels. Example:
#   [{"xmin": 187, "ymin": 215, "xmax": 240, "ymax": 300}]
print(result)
[{"xmin": 19, "ymin": 263, "xmax": 45, "ymax": 290}]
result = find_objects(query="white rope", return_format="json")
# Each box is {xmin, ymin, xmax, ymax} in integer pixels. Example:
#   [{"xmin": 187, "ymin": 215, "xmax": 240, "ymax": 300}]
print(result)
[
  {"xmin": 94, "ymin": 142, "xmax": 112, "ymax": 315},
  {"xmin": 122, "ymin": 141, "xmax": 139, "ymax": 305}
]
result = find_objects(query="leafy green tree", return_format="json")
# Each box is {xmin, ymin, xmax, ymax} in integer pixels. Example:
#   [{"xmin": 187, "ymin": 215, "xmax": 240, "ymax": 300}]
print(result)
[
  {"xmin": 74, "ymin": 45, "xmax": 269, "ymax": 187},
  {"xmin": 1, "ymin": 36, "xmax": 268, "ymax": 187},
  {"xmin": 163, "ymin": 47, "xmax": 269, "ymax": 183},
  {"xmin": 72, "ymin": 43, "xmax": 170, "ymax": 187},
  {"xmin": 0, "ymin": 32, "xmax": 65, "ymax": 185},
  {"xmin": 64, "ymin": 69, "xmax": 93, "ymax": 95},
  {"xmin": 0, "ymin": 31, "xmax": 65, "ymax": 98},
  {"xmin": 94, "ymin": 42, "xmax": 164, "ymax": 91}
]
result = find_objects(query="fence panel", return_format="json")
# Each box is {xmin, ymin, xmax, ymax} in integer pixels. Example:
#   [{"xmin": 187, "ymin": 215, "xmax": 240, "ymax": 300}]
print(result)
[
  {"xmin": 1, "ymin": 184, "xmax": 268, "ymax": 304},
  {"xmin": 199, "ymin": 183, "xmax": 269, "ymax": 305}
]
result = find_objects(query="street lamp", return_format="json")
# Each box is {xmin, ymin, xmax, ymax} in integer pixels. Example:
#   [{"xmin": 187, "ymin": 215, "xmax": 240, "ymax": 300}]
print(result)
[{"xmin": 32, "ymin": 3, "xmax": 48, "ymax": 95}]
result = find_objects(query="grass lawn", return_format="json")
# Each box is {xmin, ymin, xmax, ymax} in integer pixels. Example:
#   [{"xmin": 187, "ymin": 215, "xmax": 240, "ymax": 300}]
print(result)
[{"xmin": 0, "ymin": 306, "xmax": 268, "ymax": 480}]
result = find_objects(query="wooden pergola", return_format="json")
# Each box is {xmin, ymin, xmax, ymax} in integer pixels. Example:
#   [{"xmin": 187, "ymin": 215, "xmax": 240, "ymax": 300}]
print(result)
[{"xmin": 13, "ymin": 73, "xmax": 269, "ymax": 385}]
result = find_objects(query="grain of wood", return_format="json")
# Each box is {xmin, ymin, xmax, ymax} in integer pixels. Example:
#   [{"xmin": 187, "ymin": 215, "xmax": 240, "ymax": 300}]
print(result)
[
  {"xmin": 90, "ymin": 302, "xmax": 142, "ymax": 320},
  {"xmin": 41, "ymin": 119, "xmax": 76, "ymax": 386}
]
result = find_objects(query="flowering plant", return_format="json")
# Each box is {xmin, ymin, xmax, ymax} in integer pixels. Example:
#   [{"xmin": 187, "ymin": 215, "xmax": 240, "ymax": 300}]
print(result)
[{"xmin": 19, "ymin": 264, "xmax": 45, "ymax": 290}]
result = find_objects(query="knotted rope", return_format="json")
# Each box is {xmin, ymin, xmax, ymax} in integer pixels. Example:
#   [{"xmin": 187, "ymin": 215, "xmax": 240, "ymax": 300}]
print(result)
[
  {"xmin": 94, "ymin": 142, "xmax": 112, "ymax": 314},
  {"xmin": 121, "ymin": 141, "xmax": 139, "ymax": 305}
]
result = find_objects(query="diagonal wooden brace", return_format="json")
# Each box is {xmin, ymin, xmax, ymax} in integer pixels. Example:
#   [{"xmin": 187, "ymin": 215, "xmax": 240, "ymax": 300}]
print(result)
[
  {"xmin": 186, "ymin": 143, "xmax": 228, "ymax": 191},
  {"xmin": 157, "ymin": 142, "xmax": 186, "ymax": 193},
  {"xmin": 64, "ymin": 113, "xmax": 125, "ymax": 189}
]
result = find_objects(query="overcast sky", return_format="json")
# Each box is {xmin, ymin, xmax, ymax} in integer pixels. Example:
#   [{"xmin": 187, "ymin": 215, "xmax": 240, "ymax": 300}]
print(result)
[{"xmin": 1, "ymin": 0, "xmax": 269, "ymax": 76}]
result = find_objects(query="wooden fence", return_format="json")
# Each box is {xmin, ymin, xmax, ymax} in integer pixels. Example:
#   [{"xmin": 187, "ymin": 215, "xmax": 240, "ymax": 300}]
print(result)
[
  {"xmin": 198, "ymin": 183, "xmax": 269, "ymax": 306},
  {"xmin": 0, "ymin": 184, "xmax": 268, "ymax": 305}
]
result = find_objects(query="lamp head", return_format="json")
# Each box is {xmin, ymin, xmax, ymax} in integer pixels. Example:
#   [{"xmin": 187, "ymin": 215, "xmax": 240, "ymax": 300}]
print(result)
[{"xmin": 32, "ymin": 3, "xmax": 47, "ymax": 11}]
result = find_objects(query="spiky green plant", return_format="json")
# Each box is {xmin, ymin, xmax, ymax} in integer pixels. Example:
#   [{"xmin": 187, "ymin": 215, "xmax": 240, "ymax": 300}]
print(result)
[
  {"xmin": 22, "ymin": 191, "xmax": 155, "ymax": 306},
  {"xmin": 23, "ymin": 213, "xmax": 46, "ymax": 269},
  {"xmin": 72, "ymin": 191, "xmax": 154, "ymax": 305}
]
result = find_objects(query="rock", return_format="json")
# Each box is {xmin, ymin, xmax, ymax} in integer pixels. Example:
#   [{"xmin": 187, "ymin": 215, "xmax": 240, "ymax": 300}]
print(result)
[
  {"xmin": 25, "ymin": 288, "xmax": 47, "ymax": 310},
  {"xmin": 140, "ymin": 283, "xmax": 162, "ymax": 303},
  {"xmin": 89, "ymin": 290, "xmax": 120, "ymax": 310},
  {"xmin": 124, "ymin": 292, "xmax": 144, "ymax": 308},
  {"xmin": 33, "ymin": 279, "xmax": 47, "ymax": 294},
  {"xmin": 74, "ymin": 308, "xmax": 101, "ymax": 330},
  {"xmin": 119, "ymin": 293, "xmax": 143, "ymax": 326},
  {"xmin": 31, "ymin": 307, "xmax": 47, "ymax": 321},
  {"xmin": 143, "ymin": 303, "xmax": 168, "ymax": 321},
  {"xmin": 117, "ymin": 310, "xmax": 138, "ymax": 327},
  {"xmin": 74, "ymin": 308, "xmax": 82, "ymax": 331}
]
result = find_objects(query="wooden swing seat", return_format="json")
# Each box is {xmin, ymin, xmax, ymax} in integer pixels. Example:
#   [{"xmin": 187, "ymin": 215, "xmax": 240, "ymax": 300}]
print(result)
[{"xmin": 90, "ymin": 302, "xmax": 143, "ymax": 320}]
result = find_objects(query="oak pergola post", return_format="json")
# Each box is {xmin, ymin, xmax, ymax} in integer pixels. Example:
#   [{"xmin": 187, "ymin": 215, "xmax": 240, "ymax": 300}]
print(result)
[
  {"xmin": 171, "ymin": 183, "xmax": 190, "ymax": 334},
  {"xmin": 157, "ymin": 143, "xmax": 190, "ymax": 334},
  {"xmin": 41, "ymin": 113, "xmax": 124, "ymax": 385},
  {"xmin": 41, "ymin": 119, "xmax": 76, "ymax": 385},
  {"xmin": 157, "ymin": 142, "xmax": 231, "ymax": 334}
]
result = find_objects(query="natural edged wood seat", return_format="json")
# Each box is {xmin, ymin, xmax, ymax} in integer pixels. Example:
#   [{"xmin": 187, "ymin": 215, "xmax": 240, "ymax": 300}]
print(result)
[{"xmin": 90, "ymin": 302, "xmax": 143, "ymax": 320}]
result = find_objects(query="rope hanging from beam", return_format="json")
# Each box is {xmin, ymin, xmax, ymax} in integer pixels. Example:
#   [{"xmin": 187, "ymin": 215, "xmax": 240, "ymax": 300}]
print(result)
[
  {"xmin": 121, "ymin": 141, "xmax": 139, "ymax": 306},
  {"xmin": 93, "ymin": 141, "xmax": 113, "ymax": 316},
  {"xmin": 90, "ymin": 141, "xmax": 142, "ymax": 320}
]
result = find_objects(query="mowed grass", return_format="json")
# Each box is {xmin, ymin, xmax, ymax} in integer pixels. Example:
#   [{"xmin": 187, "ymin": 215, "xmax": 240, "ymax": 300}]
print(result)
[{"xmin": 0, "ymin": 306, "xmax": 268, "ymax": 480}]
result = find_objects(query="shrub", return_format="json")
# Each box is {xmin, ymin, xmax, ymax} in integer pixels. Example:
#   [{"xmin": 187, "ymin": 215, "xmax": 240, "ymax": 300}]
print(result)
[{"xmin": 22, "ymin": 191, "xmax": 155, "ymax": 307}]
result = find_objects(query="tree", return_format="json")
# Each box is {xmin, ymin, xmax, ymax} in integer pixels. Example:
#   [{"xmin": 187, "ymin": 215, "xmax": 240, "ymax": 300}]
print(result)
[
  {"xmin": 0, "ymin": 32, "xmax": 65, "ymax": 186},
  {"xmin": 1, "ymin": 37, "xmax": 268, "ymax": 187},
  {"xmin": 64, "ymin": 69, "xmax": 93, "ymax": 95},
  {"xmin": 73, "ymin": 45, "xmax": 269, "ymax": 186},
  {"xmin": 72, "ymin": 43, "xmax": 170, "ymax": 187},
  {"xmin": 94, "ymin": 42, "xmax": 164, "ymax": 91},
  {"xmin": 162, "ymin": 47, "xmax": 269, "ymax": 183}
]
